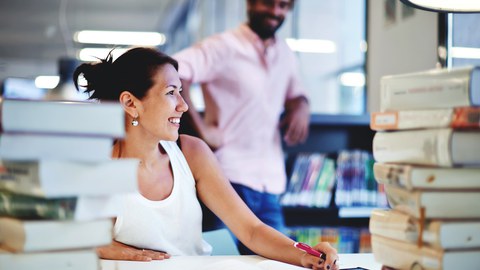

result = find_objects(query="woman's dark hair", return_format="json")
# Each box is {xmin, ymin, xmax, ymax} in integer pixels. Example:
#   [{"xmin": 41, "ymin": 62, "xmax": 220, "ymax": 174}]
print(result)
[{"xmin": 73, "ymin": 47, "xmax": 178, "ymax": 101}]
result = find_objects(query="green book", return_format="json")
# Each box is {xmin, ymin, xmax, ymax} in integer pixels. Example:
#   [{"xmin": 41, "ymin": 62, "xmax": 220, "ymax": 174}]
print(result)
[{"xmin": 0, "ymin": 190, "xmax": 77, "ymax": 220}]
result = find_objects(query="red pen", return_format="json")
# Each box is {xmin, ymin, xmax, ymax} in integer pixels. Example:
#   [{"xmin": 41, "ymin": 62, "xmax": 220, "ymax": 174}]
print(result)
[{"xmin": 293, "ymin": 242, "xmax": 327, "ymax": 261}]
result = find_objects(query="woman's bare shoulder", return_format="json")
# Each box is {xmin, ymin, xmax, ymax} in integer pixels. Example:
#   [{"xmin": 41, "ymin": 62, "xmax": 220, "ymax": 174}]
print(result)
[{"xmin": 178, "ymin": 134, "xmax": 211, "ymax": 157}]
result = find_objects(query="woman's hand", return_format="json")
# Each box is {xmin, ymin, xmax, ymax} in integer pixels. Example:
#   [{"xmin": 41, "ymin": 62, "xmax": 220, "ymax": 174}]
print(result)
[
  {"xmin": 96, "ymin": 240, "xmax": 171, "ymax": 261},
  {"xmin": 299, "ymin": 242, "xmax": 339, "ymax": 270}
]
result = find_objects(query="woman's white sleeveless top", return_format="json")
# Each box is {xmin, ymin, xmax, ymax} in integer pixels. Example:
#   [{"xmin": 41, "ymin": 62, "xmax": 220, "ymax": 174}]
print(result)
[{"xmin": 113, "ymin": 140, "xmax": 212, "ymax": 255}]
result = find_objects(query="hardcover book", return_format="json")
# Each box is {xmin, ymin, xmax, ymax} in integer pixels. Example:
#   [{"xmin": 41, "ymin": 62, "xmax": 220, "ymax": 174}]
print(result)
[
  {"xmin": 380, "ymin": 66, "xmax": 480, "ymax": 111},
  {"xmin": 0, "ymin": 133, "xmax": 114, "ymax": 162},
  {"xmin": 0, "ymin": 249, "xmax": 99, "ymax": 270},
  {"xmin": 1, "ymin": 99, "xmax": 125, "ymax": 138},
  {"xmin": 0, "ymin": 190, "xmax": 124, "ymax": 221},
  {"xmin": 370, "ymin": 106, "xmax": 480, "ymax": 131},
  {"xmin": 372, "ymin": 128, "xmax": 480, "ymax": 167},
  {"xmin": 0, "ymin": 217, "xmax": 112, "ymax": 252},
  {"xmin": 0, "ymin": 159, "xmax": 139, "ymax": 198},
  {"xmin": 369, "ymin": 208, "xmax": 480, "ymax": 249},
  {"xmin": 373, "ymin": 162, "xmax": 480, "ymax": 190},
  {"xmin": 385, "ymin": 184, "xmax": 480, "ymax": 219},
  {"xmin": 371, "ymin": 234, "xmax": 480, "ymax": 270}
]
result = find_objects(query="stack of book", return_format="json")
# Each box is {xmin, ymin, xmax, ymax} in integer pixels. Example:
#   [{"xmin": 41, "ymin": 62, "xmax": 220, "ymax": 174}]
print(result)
[
  {"xmin": 0, "ymin": 99, "xmax": 139, "ymax": 270},
  {"xmin": 369, "ymin": 66, "xmax": 480, "ymax": 269}
]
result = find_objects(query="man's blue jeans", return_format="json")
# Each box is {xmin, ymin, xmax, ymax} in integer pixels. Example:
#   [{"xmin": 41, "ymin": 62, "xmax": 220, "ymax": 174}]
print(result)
[{"xmin": 219, "ymin": 183, "xmax": 286, "ymax": 255}]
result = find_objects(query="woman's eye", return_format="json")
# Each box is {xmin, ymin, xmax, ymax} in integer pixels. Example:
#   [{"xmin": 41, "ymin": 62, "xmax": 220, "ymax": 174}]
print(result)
[{"xmin": 167, "ymin": 90, "xmax": 175, "ymax": 95}]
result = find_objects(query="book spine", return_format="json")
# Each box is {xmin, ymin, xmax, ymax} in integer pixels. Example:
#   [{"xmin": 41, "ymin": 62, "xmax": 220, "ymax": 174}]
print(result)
[
  {"xmin": 369, "ymin": 209, "xmax": 418, "ymax": 243},
  {"xmin": 371, "ymin": 235, "xmax": 442, "ymax": 270},
  {"xmin": 373, "ymin": 163, "xmax": 413, "ymax": 190},
  {"xmin": 0, "ymin": 190, "xmax": 77, "ymax": 220},
  {"xmin": 451, "ymin": 107, "xmax": 480, "ymax": 128},
  {"xmin": 0, "ymin": 161, "xmax": 43, "ymax": 196},
  {"xmin": 383, "ymin": 185, "xmax": 422, "ymax": 218}
]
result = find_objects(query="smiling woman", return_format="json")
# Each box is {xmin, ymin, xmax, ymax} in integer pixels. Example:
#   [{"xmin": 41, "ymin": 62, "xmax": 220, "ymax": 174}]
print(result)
[{"xmin": 71, "ymin": 46, "xmax": 339, "ymax": 269}]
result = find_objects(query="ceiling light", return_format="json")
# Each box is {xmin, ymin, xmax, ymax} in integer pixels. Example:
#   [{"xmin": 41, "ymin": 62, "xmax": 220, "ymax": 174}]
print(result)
[
  {"xmin": 74, "ymin": 30, "xmax": 166, "ymax": 46},
  {"xmin": 286, "ymin": 38, "xmax": 336, "ymax": 54},
  {"xmin": 35, "ymin": 76, "xmax": 60, "ymax": 89},
  {"xmin": 78, "ymin": 48, "xmax": 130, "ymax": 62},
  {"xmin": 400, "ymin": 0, "xmax": 480, "ymax": 13}
]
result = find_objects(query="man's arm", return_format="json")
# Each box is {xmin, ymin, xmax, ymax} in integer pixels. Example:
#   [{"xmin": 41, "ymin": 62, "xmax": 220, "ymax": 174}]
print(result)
[
  {"xmin": 180, "ymin": 79, "xmax": 223, "ymax": 150},
  {"xmin": 281, "ymin": 95, "xmax": 310, "ymax": 146}
]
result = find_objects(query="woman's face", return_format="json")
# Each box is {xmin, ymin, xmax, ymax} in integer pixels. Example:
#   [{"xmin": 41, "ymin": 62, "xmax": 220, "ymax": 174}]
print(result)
[{"xmin": 137, "ymin": 63, "xmax": 188, "ymax": 141}]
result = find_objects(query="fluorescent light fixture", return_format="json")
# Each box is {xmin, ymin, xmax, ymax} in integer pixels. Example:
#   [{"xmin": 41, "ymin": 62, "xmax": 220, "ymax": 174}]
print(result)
[
  {"xmin": 450, "ymin": 47, "xmax": 480, "ymax": 59},
  {"xmin": 74, "ymin": 30, "xmax": 166, "ymax": 46},
  {"xmin": 400, "ymin": 0, "xmax": 480, "ymax": 13},
  {"xmin": 78, "ymin": 48, "xmax": 130, "ymax": 62},
  {"xmin": 35, "ymin": 76, "xmax": 60, "ymax": 89},
  {"xmin": 286, "ymin": 38, "xmax": 336, "ymax": 54},
  {"xmin": 339, "ymin": 72, "xmax": 365, "ymax": 87}
]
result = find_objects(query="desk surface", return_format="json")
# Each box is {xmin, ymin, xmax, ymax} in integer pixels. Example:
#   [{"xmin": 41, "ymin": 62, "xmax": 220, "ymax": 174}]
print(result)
[{"xmin": 100, "ymin": 253, "xmax": 382, "ymax": 270}]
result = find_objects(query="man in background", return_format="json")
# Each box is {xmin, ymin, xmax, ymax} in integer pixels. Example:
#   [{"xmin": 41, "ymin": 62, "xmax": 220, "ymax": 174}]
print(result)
[{"xmin": 173, "ymin": 0, "xmax": 309, "ymax": 254}]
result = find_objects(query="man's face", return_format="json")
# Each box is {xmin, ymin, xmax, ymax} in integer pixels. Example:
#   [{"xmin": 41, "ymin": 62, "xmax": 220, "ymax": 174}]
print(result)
[{"xmin": 247, "ymin": 0, "xmax": 292, "ymax": 40}]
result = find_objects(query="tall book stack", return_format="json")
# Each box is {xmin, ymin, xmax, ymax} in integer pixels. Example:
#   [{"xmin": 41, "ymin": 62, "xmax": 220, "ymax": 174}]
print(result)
[
  {"xmin": 0, "ymin": 98, "xmax": 139, "ymax": 270},
  {"xmin": 369, "ymin": 66, "xmax": 480, "ymax": 269}
]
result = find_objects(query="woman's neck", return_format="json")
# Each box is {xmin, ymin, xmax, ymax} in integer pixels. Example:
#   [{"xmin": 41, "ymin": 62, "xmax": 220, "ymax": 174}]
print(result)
[{"xmin": 112, "ymin": 139, "xmax": 165, "ymax": 164}]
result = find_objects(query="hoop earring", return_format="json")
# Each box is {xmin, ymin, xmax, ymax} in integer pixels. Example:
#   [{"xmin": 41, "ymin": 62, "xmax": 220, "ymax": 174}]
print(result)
[{"xmin": 131, "ymin": 117, "xmax": 139, "ymax": 126}]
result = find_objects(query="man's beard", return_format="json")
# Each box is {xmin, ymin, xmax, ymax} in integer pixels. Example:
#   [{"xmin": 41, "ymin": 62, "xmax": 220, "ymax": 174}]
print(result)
[{"xmin": 248, "ymin": 11, "xmax": 285, "ymax": 40}]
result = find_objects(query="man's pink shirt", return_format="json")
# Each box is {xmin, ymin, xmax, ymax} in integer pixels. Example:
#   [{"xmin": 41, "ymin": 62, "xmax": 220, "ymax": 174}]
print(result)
[{"xmin": 174, "ymin": 24, "xmax": 307, "ymax": 194}]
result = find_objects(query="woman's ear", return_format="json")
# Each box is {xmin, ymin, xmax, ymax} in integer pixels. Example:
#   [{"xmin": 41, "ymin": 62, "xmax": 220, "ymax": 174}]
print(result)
[{"xmin": 119, "ymin": 91, "xmax": 138, "ymax": 119}]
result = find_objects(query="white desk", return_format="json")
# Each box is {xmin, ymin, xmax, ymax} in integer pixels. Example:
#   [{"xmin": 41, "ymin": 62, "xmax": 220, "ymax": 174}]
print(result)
[{"xmin": 100, "ymin": 253, "xmax": 382, "ymax": 270}]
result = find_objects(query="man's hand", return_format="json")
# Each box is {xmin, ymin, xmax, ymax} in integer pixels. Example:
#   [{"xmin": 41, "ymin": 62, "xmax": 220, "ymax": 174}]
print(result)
[
  {"xmin": 281, "ymin": 96, "xmax": 310, "ymax": 146},
  {"xmin": 201, "ymin": 125, "xmax": 224, "ymax": 151},
  {"xmin": 96, "ymin": 240, "xmax": 171, "ymax": 261}
]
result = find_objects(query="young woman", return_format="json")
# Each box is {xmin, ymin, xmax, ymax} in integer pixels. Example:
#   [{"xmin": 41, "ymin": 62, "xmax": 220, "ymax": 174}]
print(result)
[{"xmin": 73, "ymin": 47, "xmax": 338, "ymax": 270}]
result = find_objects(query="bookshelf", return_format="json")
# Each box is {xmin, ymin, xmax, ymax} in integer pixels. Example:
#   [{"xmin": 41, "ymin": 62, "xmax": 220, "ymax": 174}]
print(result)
[{"xmin": 282, "ymin": 114, "xmax": 379, "ymax": 253}]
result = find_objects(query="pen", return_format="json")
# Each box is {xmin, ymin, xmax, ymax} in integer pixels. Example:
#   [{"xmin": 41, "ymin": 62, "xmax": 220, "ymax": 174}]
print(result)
[{"xmin": 293, "ymin": 242, "xmax": 327, "ymax": 261}]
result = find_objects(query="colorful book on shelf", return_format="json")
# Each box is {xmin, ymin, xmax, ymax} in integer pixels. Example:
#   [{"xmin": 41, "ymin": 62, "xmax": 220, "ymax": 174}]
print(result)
[
  {"xmin": 0, "ymin": 248, "xmax": 99, "ymax": 270},
  {"xmin": 0, "ymin": 98, "xmax": 125, "ymax": 137},
  {"xmin": 372, "ymin": 128, "xmax": 480, "ymax": 167},
  {"xmin": 371, "ymin": 234, "xmax": 480, "ymax": 270},
  {"xmin": 373, "ymin": 162, "xmax": 480, "ymax": 190},
  {"xmin": 369, "ymin": 208, "xmax": 480, "ymax": 249},
  {"xmin": 0, "ymin": 159, "xmax": 138, "ymax": 198},
  {"xmin": 0, "ymin": 217, "xmax": 112, "ymax": 252},
  {"xmin": 384, "ymin": 184, "xmax": 480, "ymax": 219},
  {"xmin": 0, "ymin": 190, "xmax": 124, "ymax": 221},
  {"xmin": 335, "ymin": 150, "xmax": 378, "ymax": 207},
  {"xmin": 312, "ymin": 158, "xmax": 335, "ymax": 208},
  {"xmin": 380, "ymin": 66, "xmax": 480, "ymax": 111},
  {"xmin": 298, "ymin": 153, "xmax": 325, "ymax": 207},
  {"xmin": 370, "ymin": 106, "xmax": 480, "ymax": 131},
  {"xmin": 0, "ymin": 133, "xmax": 114, "ymax": 162},
  {"xmin": 282, "ymin": 153, "xmax": 309, "ymax": 206}
]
